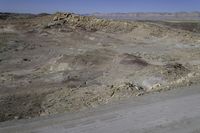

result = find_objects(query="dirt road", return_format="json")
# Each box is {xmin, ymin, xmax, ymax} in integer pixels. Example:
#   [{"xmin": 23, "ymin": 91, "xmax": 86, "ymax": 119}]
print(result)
[{"xmin": 1, "ymin": 85, "xmax": 200, "ymax": 133}]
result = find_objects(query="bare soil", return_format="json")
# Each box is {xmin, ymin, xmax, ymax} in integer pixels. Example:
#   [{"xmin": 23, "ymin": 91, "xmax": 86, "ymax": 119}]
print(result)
[{"xmin": 1, "ymin": 13, "xmax": 200, "ymax": 122}]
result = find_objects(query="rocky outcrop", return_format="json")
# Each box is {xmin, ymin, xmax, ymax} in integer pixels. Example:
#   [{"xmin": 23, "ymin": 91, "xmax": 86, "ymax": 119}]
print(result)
[{"xmin": 47, "ymin": 12, "xmax": 139, "ymax": 32}]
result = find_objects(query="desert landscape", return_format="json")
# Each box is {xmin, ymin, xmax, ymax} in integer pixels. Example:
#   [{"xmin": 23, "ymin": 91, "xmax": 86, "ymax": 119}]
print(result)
[{"xmin": 0, "ymin": 12, "xmax": 200, "ymax": 122}]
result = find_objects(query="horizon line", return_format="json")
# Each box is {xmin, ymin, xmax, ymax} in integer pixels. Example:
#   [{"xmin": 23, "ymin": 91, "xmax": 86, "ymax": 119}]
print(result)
[{"xmin": 0, "ymin": 11, "xmax": 200, "ymax": 15}]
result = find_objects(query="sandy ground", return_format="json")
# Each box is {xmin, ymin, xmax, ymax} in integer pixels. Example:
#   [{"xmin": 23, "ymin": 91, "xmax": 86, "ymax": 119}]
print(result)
[
  {"xmin": 0, "ymin": 13, "xmax": 200, "ymax": 122},
  {"xmin": 1, "ymin": 84, "xmax": 200, "ymax": 133}
]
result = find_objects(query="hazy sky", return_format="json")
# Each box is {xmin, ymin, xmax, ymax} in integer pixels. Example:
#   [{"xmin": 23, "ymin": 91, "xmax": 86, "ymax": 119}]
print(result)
[{"xmin": 0, "ymin": 0, "xmax": 200, "ymax": 14}]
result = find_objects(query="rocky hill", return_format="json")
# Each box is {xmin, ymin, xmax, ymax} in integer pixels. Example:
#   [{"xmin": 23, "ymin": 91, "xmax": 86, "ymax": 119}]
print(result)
[
  {"xmin": 46, "ymin": 12, "xmax": 139, "ymax": 32},
  {"xmin": 1, "ymin": 12, "xmax": 200, "ymax": 122}
]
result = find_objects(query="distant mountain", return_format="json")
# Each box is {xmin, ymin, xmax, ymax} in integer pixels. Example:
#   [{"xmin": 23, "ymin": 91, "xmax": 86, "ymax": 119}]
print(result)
[
  {"xmin": 1, "ymin": 12, "xmax": 200, "ymax": 21},
  {"xmin": 0, "ymin": 12, "xmax": 50, "ymax": 20},
  {"xmin": 91, "ymin": 12, "xmax": 200, "ymax": 20}
]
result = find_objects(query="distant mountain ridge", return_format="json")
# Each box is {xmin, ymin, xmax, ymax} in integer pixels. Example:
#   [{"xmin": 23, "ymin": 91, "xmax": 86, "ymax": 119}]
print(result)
[
  {"xmin": 91, "ymin": 12, "xmax": 200, "ymax": 20},
  {"xmin": 1, "ymin": 12, "xmax": 200, "ymax": 21},
  {"xmin": 0, "ymin": 12, "xmax": 49, "ymax": 20}
]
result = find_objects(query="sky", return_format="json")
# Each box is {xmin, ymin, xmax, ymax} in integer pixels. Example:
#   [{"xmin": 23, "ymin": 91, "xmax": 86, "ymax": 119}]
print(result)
[{"xmin": 0, "ymin": 0, "xmax": 200, "ymax": 14}]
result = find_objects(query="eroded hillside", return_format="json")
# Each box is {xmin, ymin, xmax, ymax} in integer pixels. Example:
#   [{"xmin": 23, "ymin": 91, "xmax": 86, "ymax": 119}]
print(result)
[{"xmin": 0, "ymin": 12, "xmax": 200, "ymax": 122}]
